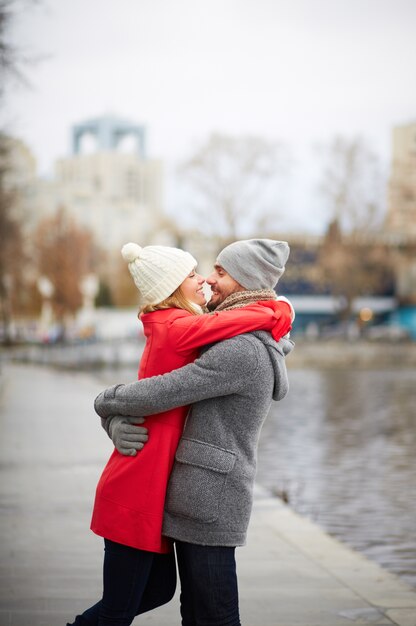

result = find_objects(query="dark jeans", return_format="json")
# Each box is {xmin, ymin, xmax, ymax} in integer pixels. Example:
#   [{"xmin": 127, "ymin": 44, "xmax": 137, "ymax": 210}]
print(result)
[
  {"xmin": 175, "ymin": 541, "xmax": 241, "ymax": 626},
  {"xmin": 67, "ymin": 538, "xmax": 176, "ymax": 626}
]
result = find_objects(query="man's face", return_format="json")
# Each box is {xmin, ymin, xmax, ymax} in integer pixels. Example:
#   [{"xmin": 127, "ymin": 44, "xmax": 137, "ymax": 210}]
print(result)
[{"xmin": 206, "ymin": 264, "xmax": 245, "ymax": 310}]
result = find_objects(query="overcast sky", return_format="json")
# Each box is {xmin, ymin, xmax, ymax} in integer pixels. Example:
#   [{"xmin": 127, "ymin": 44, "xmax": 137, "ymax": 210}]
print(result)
[{"xmin": 4, "ymin": 0, "xmax": 416, "ymax": 233}]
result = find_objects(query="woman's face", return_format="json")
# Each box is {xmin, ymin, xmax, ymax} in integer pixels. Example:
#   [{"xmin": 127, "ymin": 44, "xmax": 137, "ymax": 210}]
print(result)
[{"xmin": 180, "ymin": 270, "xmax": 207, "ymax": 306}]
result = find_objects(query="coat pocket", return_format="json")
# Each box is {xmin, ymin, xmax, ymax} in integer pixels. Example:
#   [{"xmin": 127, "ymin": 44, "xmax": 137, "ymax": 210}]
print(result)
[{"xmin": 165, "ymin": 438, "xmax": 236, "ymax": 523}]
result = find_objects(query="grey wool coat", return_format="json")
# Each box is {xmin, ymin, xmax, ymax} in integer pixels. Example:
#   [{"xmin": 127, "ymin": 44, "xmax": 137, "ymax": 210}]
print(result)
[{"xmin": 95, "ymin": 332, "xmax": 294, "ymax": 547}]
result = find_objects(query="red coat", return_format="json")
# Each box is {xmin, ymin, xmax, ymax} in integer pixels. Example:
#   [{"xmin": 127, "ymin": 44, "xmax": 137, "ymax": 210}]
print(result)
[{"xmin": 90, "ymin": 302, "xmax": 291, "ymax": 552}]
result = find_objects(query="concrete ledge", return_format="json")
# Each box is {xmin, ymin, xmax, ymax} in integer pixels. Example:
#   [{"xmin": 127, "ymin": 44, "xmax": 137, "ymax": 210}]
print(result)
[{"xmin": 287, "ymin": 339, "xmax": 416, "ymax": 369}]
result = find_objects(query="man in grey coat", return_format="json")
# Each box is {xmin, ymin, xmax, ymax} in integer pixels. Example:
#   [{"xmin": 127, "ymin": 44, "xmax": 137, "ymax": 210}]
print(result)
[{"xmin": 95, "ymin": 239, "xmax": 294, "ymax": 626}]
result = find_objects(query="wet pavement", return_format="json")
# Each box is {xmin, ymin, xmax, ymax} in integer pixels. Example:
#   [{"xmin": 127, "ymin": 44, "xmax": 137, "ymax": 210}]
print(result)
[{"xmin": 1, "ymin": 363, "xmax": 416, "ymax": 626}]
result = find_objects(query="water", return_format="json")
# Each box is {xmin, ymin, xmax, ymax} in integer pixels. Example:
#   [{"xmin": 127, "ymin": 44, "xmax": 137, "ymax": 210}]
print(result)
[{"xmin": 256, "ymin": 368, "xmax": 416, "ymax": 588}]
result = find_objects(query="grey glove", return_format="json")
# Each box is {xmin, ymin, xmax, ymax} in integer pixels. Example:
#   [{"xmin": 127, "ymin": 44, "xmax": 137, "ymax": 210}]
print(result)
[{"xmin": 104, "ymin": 416, "xmax": 149, "ymax": 457}]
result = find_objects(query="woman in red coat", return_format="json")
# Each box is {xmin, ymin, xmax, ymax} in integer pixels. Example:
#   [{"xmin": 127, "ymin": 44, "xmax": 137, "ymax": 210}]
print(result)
[{"xmin": 68, "ymin": 242, "xmax": 292, "ymax": 626}]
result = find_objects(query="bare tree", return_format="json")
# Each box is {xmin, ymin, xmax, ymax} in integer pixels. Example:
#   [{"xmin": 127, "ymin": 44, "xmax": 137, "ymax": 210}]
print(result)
[
  {"xmin": 0, "ymin": 0, "xmax": 41, "ymax": 97},
  {"xmin": 109, "ymin": 253, "xmax": 139, "ymax": 308},
  {"xmin": 179, "ymin": 133, "xmax": 290, "ymax": 244},
  {"xmin": 0, "ymin": 0, "xmax": 18, "ymax": 96},
  {"xmin": 35, "ymin": 208, "xmax": 98, "ymax": 328},
  {"xmin": 0, "ymin": 1, "xmax": 42, "ymax": 342},
  {"xmin": 319, "ymin": 220, "xmax": 393, "ymax": 319},
  {"xmin": 318, "ymin": 136, "xmax": 391, "ymax": 318},
  {"xmin": 0, "ymin": 136, "xmax": 23, "ymax": 341},
  {"xmin": 319, "ymin": 135, "xmax": 385, "ymax": 234}
]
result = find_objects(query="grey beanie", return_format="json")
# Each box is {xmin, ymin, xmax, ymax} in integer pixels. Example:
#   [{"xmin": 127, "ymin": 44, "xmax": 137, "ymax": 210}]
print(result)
[{"xmin": 216, "ymin": 239, "xmax": 289, "ymax": 290}]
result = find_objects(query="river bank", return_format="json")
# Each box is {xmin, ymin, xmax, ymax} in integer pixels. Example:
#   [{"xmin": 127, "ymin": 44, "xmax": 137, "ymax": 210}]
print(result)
[
  {"xmin": 257, "ymin": 366, "xmax": 416, "ymax": 589},
  {"xmin": 1, "ymin": 337, "xmax": 416, "ymax": 370},
  {"xmin": 287, "ymin": 339, "xmax": 416, "ymax": 369}
]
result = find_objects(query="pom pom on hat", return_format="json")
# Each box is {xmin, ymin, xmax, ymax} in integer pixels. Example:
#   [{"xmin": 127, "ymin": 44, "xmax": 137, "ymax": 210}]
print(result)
[
  {"xmin": 121, "ymin": 242, "xmax": 142, "ymax": 263},
  {"xmin": 121, "ymin": 242, "xmax": 197, "ymax": 305}
]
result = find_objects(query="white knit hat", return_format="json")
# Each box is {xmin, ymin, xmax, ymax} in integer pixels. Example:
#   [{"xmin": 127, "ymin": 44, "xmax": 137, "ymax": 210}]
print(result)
[{"xmin": 121, "ymin": 242, "xmax": 197, "ymax": 305}]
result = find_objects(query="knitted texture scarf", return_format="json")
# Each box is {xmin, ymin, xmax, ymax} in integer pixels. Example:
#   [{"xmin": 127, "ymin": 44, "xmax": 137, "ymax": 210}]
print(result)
[{"xmin": 214, "ymin": 289, "xmax": 277, "ymax": 312}]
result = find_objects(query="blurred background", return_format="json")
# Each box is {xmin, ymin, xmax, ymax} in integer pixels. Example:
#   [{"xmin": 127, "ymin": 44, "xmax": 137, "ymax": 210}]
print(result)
[
  {"xmin": 1, "ymin": 0, "xmax": 416, "ymax": 345},
  {"xmin": 0, "ymin": 0, "xmax": 415, "ymax": 594}
]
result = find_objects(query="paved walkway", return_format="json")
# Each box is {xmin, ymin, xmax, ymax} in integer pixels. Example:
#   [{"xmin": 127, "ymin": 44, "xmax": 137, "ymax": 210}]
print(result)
[{"xmin": 1, "ymin": 363, "xmax": 415, "ymax": 626}]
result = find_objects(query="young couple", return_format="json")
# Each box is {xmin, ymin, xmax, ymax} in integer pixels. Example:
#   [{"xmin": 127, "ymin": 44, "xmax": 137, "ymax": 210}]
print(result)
[{"xmin": 68, "ymin": 238, "xmax": 294, "ymax": 626}]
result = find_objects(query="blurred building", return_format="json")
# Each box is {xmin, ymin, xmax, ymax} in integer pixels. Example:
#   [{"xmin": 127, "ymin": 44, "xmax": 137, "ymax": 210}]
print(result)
[
  {"xmin": 384, "ymin": 121, "xmax": 416, "ymax": 309},
  {"xmin": 37, "ymin": 115, "xmax": 164, "ymax": 249},
  {"xmin": 10, "ymin": 115, "xmax": 164, "ymax": 252},
  {"xmin": 386, "ymin": 121, "xmax": 416, "ymax": 236}
]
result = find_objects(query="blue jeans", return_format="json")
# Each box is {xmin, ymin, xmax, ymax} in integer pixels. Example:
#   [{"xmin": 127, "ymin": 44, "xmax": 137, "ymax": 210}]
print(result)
[
  {"xmin": 175, "ymin": 541, "xmax": 241, "ymax": 626},
  {"xmin": 67, "ymin": 538, "xmax": 176, "ymax": 626}
]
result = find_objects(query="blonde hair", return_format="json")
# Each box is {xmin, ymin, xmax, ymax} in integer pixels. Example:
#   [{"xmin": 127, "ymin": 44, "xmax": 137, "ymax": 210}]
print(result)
[{"xmin": 140, "ymin": 285, "xmax": 201, "ymax": 317}]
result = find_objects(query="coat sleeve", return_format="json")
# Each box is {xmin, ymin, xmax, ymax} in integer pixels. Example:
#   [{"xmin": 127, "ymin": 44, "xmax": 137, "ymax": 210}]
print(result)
[
  {"xmin": 169, "ymin": 302, "xmax": 292, "ymax": 354},
  {"xmin": 94, "ymin": 336, "xmax": 260, "ymax": 418}
]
